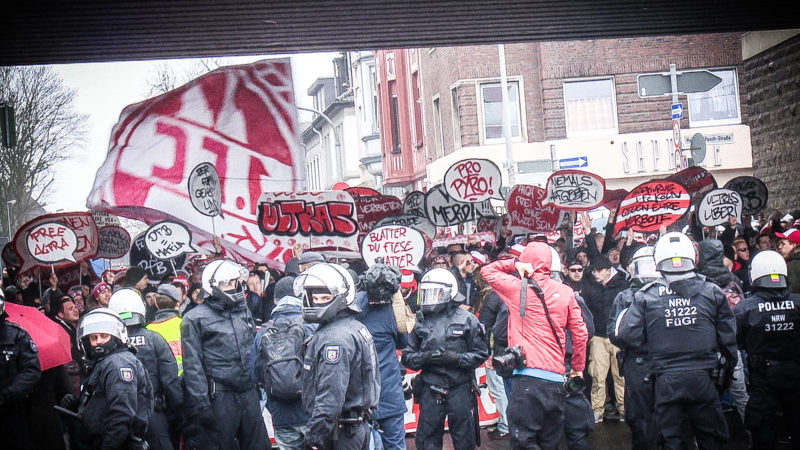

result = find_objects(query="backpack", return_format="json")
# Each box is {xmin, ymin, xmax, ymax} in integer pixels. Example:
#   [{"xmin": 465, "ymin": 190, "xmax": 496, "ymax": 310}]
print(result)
[{"xmin": 256, "ymin": 315, "xmax": 305, "ymax": 400}]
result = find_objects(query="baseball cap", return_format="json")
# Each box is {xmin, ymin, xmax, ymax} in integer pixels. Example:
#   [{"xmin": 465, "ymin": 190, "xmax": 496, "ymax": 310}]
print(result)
[
  {"xmin": 157, "ymin": 284, "xmax": 182, "ymax": 303},
  {"xmin": 508, "ymin": 243, "xmax": 525, "ymax": 257},
  {"xmin": 775, "ymin": 228, "xmax": 800, "ymax": 245},
  {"xmin": 781, "ymin": 213, "xmax": 795, "ymax": 223},
  {"xmin": 470, "ymin": 250, "xmax": 487, "ymax": 265},
  {"xmin": 299, "ymin": 251, "xmax": 325, "ymax": 265}
]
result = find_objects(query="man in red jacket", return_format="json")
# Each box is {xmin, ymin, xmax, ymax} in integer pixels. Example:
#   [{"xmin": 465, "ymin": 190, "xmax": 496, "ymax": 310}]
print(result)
[{"xmin": 481, "ymin": 242, "xmax": 588, "ymax": 449}]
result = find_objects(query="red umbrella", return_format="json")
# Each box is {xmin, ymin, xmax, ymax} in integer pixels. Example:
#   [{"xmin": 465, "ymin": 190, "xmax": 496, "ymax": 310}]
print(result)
[{"xmin": 4, "ymin": 302, "xmax": 73, "ymax": 370}]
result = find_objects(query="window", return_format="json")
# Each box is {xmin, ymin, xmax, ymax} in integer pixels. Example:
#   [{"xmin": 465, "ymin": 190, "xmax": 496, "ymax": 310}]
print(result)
[
  {"xmin": 563, "ymin": 78, "xmax": 618, "ymax": 137},
  {"xmin": 688, "ymin": 68, "xmax": 741, "ymax": 127},
  {"xmin": 451, "ymin": 87, "xmax": 462, "ymax": 148},
  {"xmin": 390, "ymin": 95, "xmax": 400, "ymax": 153},
  {"xmin": 480, "ymin": 81, "xmax": 521, "ymax": 142},
  {"xmin": 432, "ymin": 96, "xmax": 444, "ymax": 158},
  {"xmin": 369, "ymin": 64, "xmax": 378, "ymax": 132}
]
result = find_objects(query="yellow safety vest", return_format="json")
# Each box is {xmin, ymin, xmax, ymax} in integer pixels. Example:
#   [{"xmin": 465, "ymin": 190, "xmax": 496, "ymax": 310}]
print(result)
[{"xmin": 147, "ymin": 314, "xmax": 183, "ymax": 376}]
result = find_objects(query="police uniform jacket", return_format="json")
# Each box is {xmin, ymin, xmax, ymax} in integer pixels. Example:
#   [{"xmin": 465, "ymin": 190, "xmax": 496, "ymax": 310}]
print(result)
[
  {"xmin": 614, "ymin": 276, "xmax": 737, "ymax": 373},
  {"xmin": 181, "ymin": 294, "xmax": 257, "ymax": 414},
  {"xmin": 734, "ymin": 287, "xmax": 800, "ymax": 361},
  {"xmin": 79, "ymin": 347, "xmax": 153, "ymax": 448},
  {"xmin": 302, "ymin": 313, "xmax": 380, "ymax": 446},
  {"xmin": 402, "ymin": 304, "xmax": 488, "ymax": 388},
  {"xmin": 0, "ymin": 316, "xmax": 41, "ymax": 406},
  {"xmin": 127, "ymin": 325, "xmax": 183, "ymax": 410},
  {"xmin": 354, "ymin": 291, "xmax": 408, "ymax": 420}
]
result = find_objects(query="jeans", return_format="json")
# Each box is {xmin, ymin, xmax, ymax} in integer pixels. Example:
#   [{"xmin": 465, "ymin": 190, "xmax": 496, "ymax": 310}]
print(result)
[
  {"xmin": 727, "ymin": 351, "xmax": 749, "ymax": 424},
  {"xmin": 274, "ymin": 424, "xmax": 308, "ymax": 450},
  {"xmin": 371, "ymin": 414, "xmax": 406, "ymax": 450},
  {"xmin": 486, "ymin": 368, "xmax": 509, "ymax": 433}
]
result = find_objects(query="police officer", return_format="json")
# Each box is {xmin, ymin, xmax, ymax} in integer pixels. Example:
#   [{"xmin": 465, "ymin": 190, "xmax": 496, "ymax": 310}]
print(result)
[
  {"xmin": 608, "ymin": 245, "xmax": 659, "ymax": 449},
  {"xmin": 109, "ymin": 289, "xmax": 183, "ymax": 450},
  {"xmin": 0, "ymin": 293, "xmax": 42, "ymax": 449},
  {"xmin": 63, "ymin": 307, "xmax": 153, "ymax": 449},
  {"xmin": 294, "ymin": 262, "xmax": 380, "ymax": 450},
  {"xmin": 615, "ymin": 232, "xmax": 737, "ymax": 449},
  {"xmin": 401, "ymin": 268, "xmax": 489, "ymax": 450},
  {"xmin": 181, "ymin": 259, "xmax": 268, "ymax": 450},
  {"xmin": 734, "ymin": 249, "xmax": 800, "ymax": 449},
  {"xmin": 356, "ymin": 264, "xmax": 409, "ymax": 450}
]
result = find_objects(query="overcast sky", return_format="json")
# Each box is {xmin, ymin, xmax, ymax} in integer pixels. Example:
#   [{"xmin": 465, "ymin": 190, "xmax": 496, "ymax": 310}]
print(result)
[{"xmin": 47, "ymin": 52, "xmax": 339, "ymax": 213}]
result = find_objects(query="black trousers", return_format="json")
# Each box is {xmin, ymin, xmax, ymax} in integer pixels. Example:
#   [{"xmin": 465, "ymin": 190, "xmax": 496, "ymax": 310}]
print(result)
[
  {"xmin": 623, "ymin": 355, "xmax": 657, "ymax": 449},
  {"xmin": 508, "ymin": 375, "xmax": 565, "ymax": 450},
  {"xmin": 653, "ymin": 370, "xmax": 728, "ymax": 450},
  {"xmin": 0, "ymin": 399, "xmax": 34, "ymax": 450},
  {"xmin": 563, "ymin": 391, "xmax": 594, "ymax": 450},
  {"xmin": 145, "ymin": 409, "xmax": 174, "ymax": 450},
  {"xmin": 745, "ymin": 360, "xmax": 800, "ymax": 450},
  {"xmin": 415, "ymin": 383, "xmax": 477, "ymax": 450},
  {"xmin": 199, "ymin": 387, "xmax": 269, "ymax": 450}
]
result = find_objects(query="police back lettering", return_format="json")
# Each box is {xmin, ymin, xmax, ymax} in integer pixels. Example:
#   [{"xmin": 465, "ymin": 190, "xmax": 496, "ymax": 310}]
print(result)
[{"xmin": 758, "ymin": 300, "xmax": 796, "ymax": 332}]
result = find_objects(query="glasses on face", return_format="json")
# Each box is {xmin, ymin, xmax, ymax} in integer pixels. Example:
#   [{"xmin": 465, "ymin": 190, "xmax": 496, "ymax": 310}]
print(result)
[
  {"xmin": 569, "ymin": 267, "xmax": 583, "ymax": 273},
  {"xmin": 736, "ymin": 247, "xmax": 749, "ymax": 253}
]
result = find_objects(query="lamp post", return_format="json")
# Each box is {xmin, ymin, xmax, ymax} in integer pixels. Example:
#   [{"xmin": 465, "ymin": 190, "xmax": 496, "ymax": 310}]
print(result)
[{"xmin": 6, "ymin": 199, "xmax": 16, "ymax": 241}]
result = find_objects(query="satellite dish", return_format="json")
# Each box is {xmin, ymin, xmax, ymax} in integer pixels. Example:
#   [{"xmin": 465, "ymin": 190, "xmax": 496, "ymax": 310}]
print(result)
[{"xmin": 690, "ymin": 133, "xmax": 706, "ymax": 164}]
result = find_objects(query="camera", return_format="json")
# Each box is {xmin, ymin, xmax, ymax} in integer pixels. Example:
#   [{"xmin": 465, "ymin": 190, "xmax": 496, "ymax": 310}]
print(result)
[
  {"xmin": 492, "ymin": 345, "xmax": 526, "ymax": 377},
  {"xmin": 563, "ymin": 376, "xmax": 585, "ymax": 395}
]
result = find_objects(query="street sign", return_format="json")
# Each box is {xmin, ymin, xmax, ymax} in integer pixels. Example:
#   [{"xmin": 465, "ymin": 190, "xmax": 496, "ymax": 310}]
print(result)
[
  {"xmin": 672, "ymin": 119, "xmax": 682, "ymax": 170},
  {"xmin": 637, "ymin": 70, "xmax": 723, "ymax": 97},
  {"xmin": 671, "ymin": 103, "xmax": 683, "ymax": 120},
  {"xmin": 558, "ymin": 156, "xmax": 588, "ymax": 169},
  {"xmin": 690, "ymin": 133, "xmax": 706, "ymax": 164}
]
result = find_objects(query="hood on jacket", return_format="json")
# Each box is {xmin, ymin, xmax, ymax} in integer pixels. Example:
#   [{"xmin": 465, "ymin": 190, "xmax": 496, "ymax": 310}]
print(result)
[
  {"xmin": 697, "ymin": 239, "xmax": 736, "ymax": 287},
  {"xmin": 519, "ymin": 242, "xmax": 554, "ymax": 280}
]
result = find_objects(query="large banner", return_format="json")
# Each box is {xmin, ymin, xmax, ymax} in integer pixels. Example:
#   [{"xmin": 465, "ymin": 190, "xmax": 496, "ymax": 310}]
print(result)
[
  {"xmin": 87, "ymin": 60, "xmax": 304, "ymax": 267},
  {"xmin": 13, "ymin": 212, "xmax": 99, "ymax": 272}
]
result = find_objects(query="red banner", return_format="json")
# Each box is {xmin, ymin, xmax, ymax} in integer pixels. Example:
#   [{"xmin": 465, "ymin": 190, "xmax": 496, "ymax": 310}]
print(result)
[
  {"xmin": 87, "ymin": 60, "xmax": 304, "ymax": 268},
  {"xmin": 613, "ymin": 180, "xmax": 690, "ymax": 234},
  {"xmin": 505, "ymin": 184, "xmax": 562, "ymax": 233}
]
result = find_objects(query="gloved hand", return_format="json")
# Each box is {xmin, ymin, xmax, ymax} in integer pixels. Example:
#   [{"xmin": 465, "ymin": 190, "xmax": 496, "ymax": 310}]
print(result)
[
  {"xmin": 60, "ymin": 393, "xmax": 79, "ymax": 412},
  {"xmin": 428, "ymin": 350, "xmax": 459, "ymax": 365},
  {"xmin": 420, "ymin": 351, "xmax": 436, "ymax": 364}
]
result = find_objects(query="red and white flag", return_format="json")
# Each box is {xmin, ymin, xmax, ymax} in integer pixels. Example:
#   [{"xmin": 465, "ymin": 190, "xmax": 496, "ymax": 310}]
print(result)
[{"xmin": 87, "ymin": 59, "xmax": 305, "ymax": 267}]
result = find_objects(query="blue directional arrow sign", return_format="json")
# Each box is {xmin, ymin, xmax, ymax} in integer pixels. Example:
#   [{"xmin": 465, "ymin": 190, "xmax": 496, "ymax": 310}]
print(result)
[
  {"xmin": 558, "ymin": 156, "xmax": 588, "ymax": 169},
  {"xmin": 671, "ymin": 103, "xmax": 683, "ymax": 119}
]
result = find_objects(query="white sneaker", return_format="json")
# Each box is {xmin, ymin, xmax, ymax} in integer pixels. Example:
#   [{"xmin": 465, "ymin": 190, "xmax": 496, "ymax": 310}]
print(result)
[{"xmin": 594, "ymin": 412, "xmax": 603, "ymax": 423}]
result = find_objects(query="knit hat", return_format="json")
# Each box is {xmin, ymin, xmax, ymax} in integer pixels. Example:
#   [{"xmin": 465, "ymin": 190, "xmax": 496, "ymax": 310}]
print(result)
[
  {"xmin": 123, "ymin": 266, "xmax": 148, "ymax": 286},
  {"xmin": 273, "ymin": 276, "xmax": 296, "ymax": 300},
  {"xmin": 400, "ymin": 269, "xmax": 417, "ymax": 290},
  {"xmin": 91, "ymin": 282, "xmax": 111, "ymax": 298},
  {"xmin": 508, "ymin": 243, "xmax": 525, "ymax": 257}
]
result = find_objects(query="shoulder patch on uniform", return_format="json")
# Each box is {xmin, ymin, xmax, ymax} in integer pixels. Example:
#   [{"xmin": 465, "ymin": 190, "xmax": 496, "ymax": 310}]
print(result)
[
  {"xmin": 119, "ymin": 367, "xmax": 134, "ymax": 383},
  {"xmin": 358, "ymin": 327, "xmax": 372, "ymax": 341},
  {"xmin": 30, "ymin": 340, "xmax": 38, "ymax": 353},
  {"xmin": 324, "ymin": 345, "xmax": 341, "ymax": 363}
]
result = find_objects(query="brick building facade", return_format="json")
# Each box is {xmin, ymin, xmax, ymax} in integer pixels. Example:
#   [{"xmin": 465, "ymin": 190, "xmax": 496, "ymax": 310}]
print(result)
[{"xmin": 744, "ymin": 32, "xmax": 800, "ymax": 212}]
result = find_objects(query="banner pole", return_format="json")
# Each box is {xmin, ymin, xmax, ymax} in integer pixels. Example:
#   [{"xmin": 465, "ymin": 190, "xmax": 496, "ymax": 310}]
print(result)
[{"xmin": 169, "ymin": 259, "xmax": 177, "ymax": 276}]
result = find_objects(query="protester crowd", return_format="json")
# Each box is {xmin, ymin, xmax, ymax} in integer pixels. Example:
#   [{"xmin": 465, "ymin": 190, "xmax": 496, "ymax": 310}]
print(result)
[{"xmin": 2, "ymin": 206, "xmax": 800, "ymax": 450}]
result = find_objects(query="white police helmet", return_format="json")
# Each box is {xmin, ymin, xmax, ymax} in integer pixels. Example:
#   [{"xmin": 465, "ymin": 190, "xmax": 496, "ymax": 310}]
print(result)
[
  {"xmin": 418, "ymin": 267, "xmax": 464, "ymax": 314},
  {"xmin": 107, "ymin": 289, "xmax": 147, "ymax": 326},
  {"xmin": 749, "ymin": 250, "xmax": 788, "ymax": 289},
  {"xmin": 76, "ymin": 307, "xmax": 128, "ymax": 357},
  {"xmin": 293, "ymin": 262, "xmax": 358, "ymax": 323},
  {"xmin": 201, "ymin": 259, "xmax": 249, "ymax": 305},
  {"xmin": 628, "ymin": 246, "xmax": 660, "ymax": 283},
  {"xmin": 653, "ymin": 232, "xmax": 697, "ymax": 273}
]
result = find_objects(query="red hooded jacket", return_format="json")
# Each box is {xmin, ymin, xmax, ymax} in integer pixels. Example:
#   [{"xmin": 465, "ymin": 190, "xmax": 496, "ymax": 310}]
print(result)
[{"xmin": 481, "ymin": 242, "xmax": 588, "ymax": 374}]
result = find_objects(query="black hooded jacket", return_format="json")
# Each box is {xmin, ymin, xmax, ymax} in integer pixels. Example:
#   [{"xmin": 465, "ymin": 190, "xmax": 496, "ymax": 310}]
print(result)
[{"xmin": 697, "ymin": 239, "xmax": 742, "ymax": 289}]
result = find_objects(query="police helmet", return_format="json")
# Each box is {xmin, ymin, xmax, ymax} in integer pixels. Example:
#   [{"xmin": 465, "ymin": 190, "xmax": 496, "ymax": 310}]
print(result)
[
  {"xmin": 418, "ymin": 268, "xmax": 464, "ymax": 315},
  {"xmin": 653, "ymin": 232, "xmax": 697, "ymax": 273},
  {"xmin": 628, "ymin": 246, "xmax": 660, "ymax": 283},
  {"xmin": 107, "ymin": 288, "xmax": 147, "ymax": 326},
  {"xmin": 201, "ymin": 259, "xmax": 249, "ymax": 305},
  {"xmin": 293, "ymin": 263, "xmax": 358, "ymax": 323},
  {"xmin": 749, "ymin": 249, "xmax": 788, "ymax": 289},
  {"xmin": 76, "ymin": 307, "xmax": 128, "ymax": 356}
]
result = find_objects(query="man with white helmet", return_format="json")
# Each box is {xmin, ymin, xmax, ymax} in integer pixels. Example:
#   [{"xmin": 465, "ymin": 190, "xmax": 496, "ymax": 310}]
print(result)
[
  {"xmin": 608, "ymin": 245, "xmax": 660, "ymax": 449},
  {"xmin": 734, "ymin": 249, "xmax": 800, "ymax": 449},
  {"xmin": 614, "ymin": 232, "xmax": 737, "ymax": 449},
  {"xmin": 294, "ymin": 262, "xmax": 380, "ymax": 449},
  {"xmin": 109, "ymin": 289, "xmax": 183, "ymax": 450},
  {"xmin": 401, "ymin": 267, "xmax": 488, "ymax": 450},
  {"xmin": 60, "ymin": 307, "xmax": 153, "ymax": 449},
  {"xmin": 181, "ymin": 259, "xmax": 268, "ymax": 450}
]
